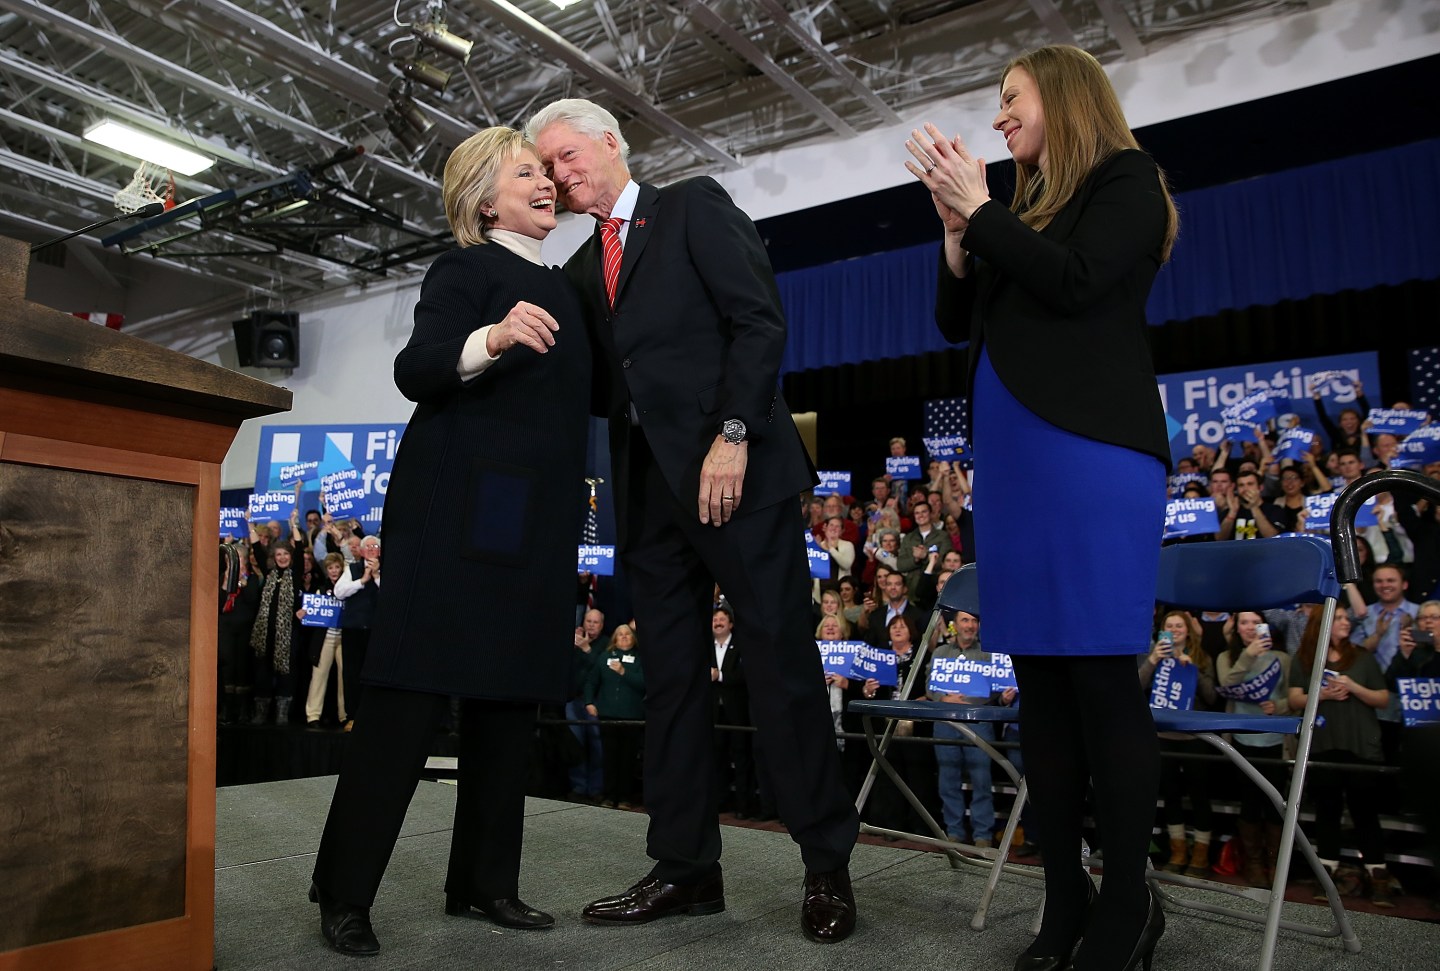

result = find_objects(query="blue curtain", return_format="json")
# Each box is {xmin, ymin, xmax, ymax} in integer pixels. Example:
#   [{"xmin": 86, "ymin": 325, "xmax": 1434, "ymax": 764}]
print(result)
[{"xmin": 778, "ymin": 138, "xmax": 1440, "ymax": 375}]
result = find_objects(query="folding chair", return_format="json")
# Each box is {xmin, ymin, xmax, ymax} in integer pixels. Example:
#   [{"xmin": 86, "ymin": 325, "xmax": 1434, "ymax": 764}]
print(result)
[
  {"xmin": 1147, "ymin": 534, "xmax": 1358, "ymax": 971},
  {"xmin": 850, "ymin": 565, "xmax": 1042, "ymax": 931}
]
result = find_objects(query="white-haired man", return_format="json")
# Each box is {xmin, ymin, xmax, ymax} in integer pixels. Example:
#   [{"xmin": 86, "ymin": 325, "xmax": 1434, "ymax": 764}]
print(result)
[{"xmin": 527, "ymin": 99, "xmax": 858, "ymax": 943}]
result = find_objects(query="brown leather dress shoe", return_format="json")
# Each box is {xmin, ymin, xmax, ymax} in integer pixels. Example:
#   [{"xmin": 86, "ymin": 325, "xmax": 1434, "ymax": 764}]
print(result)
[
  {"xmin": 582, "ymin": 871, "xmax": 726, "ymax": 924},
  {"xmin": 801, "ymin": 867, "xmax": 856, "ymax": 943}
]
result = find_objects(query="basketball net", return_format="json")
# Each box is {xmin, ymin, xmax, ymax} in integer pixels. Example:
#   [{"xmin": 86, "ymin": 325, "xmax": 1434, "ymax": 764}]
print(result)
[{"xmin": 114, "ymin": 161, "xmax": 177, "ymax": 213}]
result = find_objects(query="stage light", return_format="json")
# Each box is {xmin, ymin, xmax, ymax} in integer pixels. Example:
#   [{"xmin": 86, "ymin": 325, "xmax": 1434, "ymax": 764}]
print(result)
[
  {"xmin": 414, "ymin": 22, "xmax": 472, "ymax": 64},
  {"xmin": 83, "ymin": 120, "xmax": 214, "ymax": 176},
  {"xmin": 389, "ymin": 93, "xmax": 434, "ymax": 135},
  {"xmin": 386, "ymin": 109, "xmax": 426, "ymax": 156},
  {"xmin": 400, "ymin": 59, "xmax": 450, "ymax": 93}
]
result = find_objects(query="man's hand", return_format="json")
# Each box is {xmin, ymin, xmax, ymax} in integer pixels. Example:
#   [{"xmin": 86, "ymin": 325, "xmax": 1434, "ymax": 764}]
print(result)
[
  {"xmin": 698, "ymin": 435, "xmax": 748, "ymax": 526},
  {"xmin": 711, "ymin": 667, "xmax": 720, "ymax": 682}
]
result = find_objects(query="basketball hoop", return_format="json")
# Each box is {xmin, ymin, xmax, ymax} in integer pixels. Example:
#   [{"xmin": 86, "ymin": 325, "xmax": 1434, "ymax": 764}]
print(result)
[{"xmin": 114, "ymin": 161, "xmax": 174, "ymax": 213}]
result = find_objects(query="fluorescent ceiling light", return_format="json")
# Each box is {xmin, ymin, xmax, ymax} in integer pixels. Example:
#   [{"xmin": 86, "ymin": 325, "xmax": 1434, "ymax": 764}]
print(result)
[
  {"xmin": 548, "ymin": 0, "xmax": 584, "ymax": 7},
  {"xmin": 83, "ymin": 120, "xmax": 214, "ymax": 176}
]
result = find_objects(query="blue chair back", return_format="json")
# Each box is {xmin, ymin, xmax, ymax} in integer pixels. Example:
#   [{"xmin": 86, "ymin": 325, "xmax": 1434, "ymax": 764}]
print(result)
[
  {"xmin": 934, "ymin": 562, "xmax": 979, "ymax": 618},
  {"xmin": 1155, "ymin": 535, "xmax": 1340, "ymax": 610}
]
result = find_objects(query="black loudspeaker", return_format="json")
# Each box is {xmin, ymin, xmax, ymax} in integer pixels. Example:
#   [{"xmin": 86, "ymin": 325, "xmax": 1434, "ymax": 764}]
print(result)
[{"xmin": 233, "ymin": 311, "xmax": 300, "ymax": 368}]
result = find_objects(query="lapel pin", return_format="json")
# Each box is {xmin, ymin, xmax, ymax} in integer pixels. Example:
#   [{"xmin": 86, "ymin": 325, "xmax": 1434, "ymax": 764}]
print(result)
[{"xmin": 635, "ymin": 218, "xmax": 647, "ymax": 228}]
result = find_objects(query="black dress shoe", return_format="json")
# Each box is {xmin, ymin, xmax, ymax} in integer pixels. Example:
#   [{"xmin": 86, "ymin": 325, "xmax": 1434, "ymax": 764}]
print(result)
[
  {"xmin": 1014, "ymin": 876, "xmax": 1096, "ymax": 971},
  {"xmin": 801, "ymin": 867, "xmax": 856, "ymax": 943},
  {"xmin": 445, "ymin": 894, "xmax": 555, "ymax": 929},
  {"xmin": 581, "ymin": 871, "xmax": 725, "ymax": 924},
  {"xmin": 309, "ymin": 882, "xmax": 380, "ymax": 956}
]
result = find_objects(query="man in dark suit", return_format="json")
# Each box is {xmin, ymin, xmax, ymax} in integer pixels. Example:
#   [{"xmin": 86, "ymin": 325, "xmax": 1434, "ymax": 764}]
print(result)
[
  {"xmin": 528, "ymin": 99, "xmax": 858, "ymax": 943},
  {"xmin": 709, "ymin": 605, "xmax": 755, "ymax": 817},
  {"xmin": 862, "ymin": 570, "xmax": 925, "ymax": 647}
]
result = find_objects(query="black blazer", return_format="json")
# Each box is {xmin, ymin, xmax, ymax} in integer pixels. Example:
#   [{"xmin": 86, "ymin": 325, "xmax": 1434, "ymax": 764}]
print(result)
[
  {"xmin": 712, "ymin": 639, "xmax": 749, "ymax": 724},
  {"xmin": 564, "ymin": 177, "xmax": 816, "ymax": 542},
  {"xmin": 935, "ymin": 149, "xmax": 1172, "ymax": 469}
]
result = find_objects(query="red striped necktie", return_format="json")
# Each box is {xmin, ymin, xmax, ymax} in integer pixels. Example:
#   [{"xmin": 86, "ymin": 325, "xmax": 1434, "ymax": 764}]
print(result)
[{"xmin": 600, "ymin": 216, "xmax": 624, "ymax": 309}]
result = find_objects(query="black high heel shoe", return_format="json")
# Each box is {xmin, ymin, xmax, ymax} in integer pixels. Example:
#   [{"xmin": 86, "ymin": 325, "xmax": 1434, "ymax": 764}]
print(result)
[
  {"xmin": 1013, "ymin": 876, "xmax": 1097, "ymax": 971},
  {"xmin": 445, "ymin": 893, "xmax": 555, "ymax": 929},
  {"xmin": 1113, "ymin": 887, "xmax": 1165, "ymax": 971},
  {"xmin": 309, "ymin": 882, "xmax": 380, "ymax": 956}
]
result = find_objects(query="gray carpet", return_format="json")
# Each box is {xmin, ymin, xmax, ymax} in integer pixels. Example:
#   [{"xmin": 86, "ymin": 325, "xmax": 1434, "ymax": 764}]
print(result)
[{"xmin": 217, "ymin": 777, "xmax": 1439, "ymax": 970}]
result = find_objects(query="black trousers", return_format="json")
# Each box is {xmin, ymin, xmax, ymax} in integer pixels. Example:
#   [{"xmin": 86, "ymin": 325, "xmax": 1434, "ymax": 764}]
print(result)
[
  {"xmin": 1158, "ymin": 737, "xmax": 1213, "ymax": 830},
  {"xmin": 339, "ymin": 627, "xmax": 370, "ymax": 720},
  {"xmin": 621, "ymin": 431, "xmax": 858, "ymax": 881},
  {"xmin": 1309, "ymin": 749, "xmax": 1385, "ymax": 864},
  {"xmin": 312, "ymin": 686, "xmax": 536, "ymax": 908}
]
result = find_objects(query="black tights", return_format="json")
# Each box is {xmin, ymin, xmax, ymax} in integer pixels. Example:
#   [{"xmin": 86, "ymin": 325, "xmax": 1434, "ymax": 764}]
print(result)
[{"xmin": 1013, "ymin": 654, "xmax": 1158, "ymax": 970}]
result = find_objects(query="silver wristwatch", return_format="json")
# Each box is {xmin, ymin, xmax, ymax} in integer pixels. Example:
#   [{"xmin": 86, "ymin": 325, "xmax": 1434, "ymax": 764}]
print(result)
[{"xmin": 721, "ymin": 418, "xmax": 747, "ymax": 444}]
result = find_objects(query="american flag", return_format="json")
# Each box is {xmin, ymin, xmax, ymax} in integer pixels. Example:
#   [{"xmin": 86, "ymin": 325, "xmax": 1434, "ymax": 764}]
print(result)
[
  {"xmin": 1410, "ymin": 346, "xmax": 1440, "ymax": 415},
  {"xmin": 71, "ymin": 311, "xmax": 123, "ymax": 330},
  {"xmin": 924, "ymin": 396, "xmax": 973, "ymax": 470},
  {"xmin": 581, "ymin": 477, "xmax": 601, "ymax": 607}
]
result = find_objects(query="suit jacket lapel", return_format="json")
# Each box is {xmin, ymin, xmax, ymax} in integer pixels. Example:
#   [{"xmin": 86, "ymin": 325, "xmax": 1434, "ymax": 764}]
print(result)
[{"xmin": 614, "ymin": 184, "xmax": 659, "ymax": 307}]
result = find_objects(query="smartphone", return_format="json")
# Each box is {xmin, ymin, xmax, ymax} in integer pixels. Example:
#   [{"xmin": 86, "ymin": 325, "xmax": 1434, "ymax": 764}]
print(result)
[
  {"xmin": 1255, "ymin": 622, "xmax": 1271, "ymax": 642},
  {"xmin": 1415, "ymin": 630, "xmax": 1436, "ymax": 649}
]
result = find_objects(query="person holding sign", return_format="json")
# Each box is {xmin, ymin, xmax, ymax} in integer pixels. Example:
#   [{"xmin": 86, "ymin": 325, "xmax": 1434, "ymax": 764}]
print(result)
[
  {"xmin": 1138, "ymin": 612, "xmax": 1217, "ymax": 876},
  {"xmin": 1215, "ymin": 612, "xmax": 1294, "ymax": 887},
  {"xmin": 926, "ymin": 611, "xmax": 998, "ymax": 847},
  {"xmin": 301, "ymin": 553, "xmax": 349, "ymax": 730},
  {"xmin": 1289, "ymin": 607, "xmax": 1396, "ymax": 905},
  {"xmin": 916, "ymin": 44, "xmax": 1177, "ymax": 971},
  {"xmin": 309, "ymin": 128, "xmax": 592, "ymax": 955},
  {"xmin": 858, "ymin": 614, "xmax": 937, "ymax": 834},
  {"xmin": 248, "ymin": 542, "xmax": 305, "ymax": 726}
]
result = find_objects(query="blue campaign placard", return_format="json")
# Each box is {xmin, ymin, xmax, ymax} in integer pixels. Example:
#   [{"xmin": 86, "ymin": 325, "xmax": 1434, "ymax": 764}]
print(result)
[
  {"xmin": 816, "ymin": 471, "xmax": 852, "ymax": 495},
  {"xmin": 928, "ymin": 655, "xmax": 989, "ymax": 696},
  {"xmin": 805, "ymin": 534, "xmax": 831, "ymax": 579},
  {"xmin": 320, "ymin": 466, "xmax": 371, "ymax": 518},
  {"xmin": 986, "ymin": 652, "xmax": 1017, "ymax": 690},
  {"xmin": 1167, "ymin": 472, "xmax": 1207, "ymax": 497},
  {"xmin": 1393, "ymin": 425, "xmax": 1440, "ymax": 469},
  {"xmin": 578, "ymin": 544, "xmax": 616, "ymax": 576},
  {"xmin": 922, "ymin": 433, "xmax": 967, "ymax": 461},
  {"xmin": 1367, "ymin": 408, "xmax": 1429, "ymax": 437},
  {"xmin": 885, "ymin": 455, "xmax": 922, "ymax": 480},
  {"xmin": 848, "ymin": 645, "xmax": 899, "ymax": 687},
  {"xmin": 1221, "ymin": 391, "xmax": 1277, "ymax": 441},
  {"xmin": 1275, "ymin": 427, "xmax": 1316, "ymax": 462},
  {"xmin": 255, "ymin": 423, "xmax": 407, "ymax": 530},
  {"xmin": 1214, "ymin": 658, "xmax": 1284, "ymax": 702},
  {"xmin": 1163, "ymin": 497, "xmax": 1220, "ymax": 539},
  {"xmin": 219, "ymin": 507, "xmax": 248, "ymax": 539},
  {"xmin": 1301, "ymin": 493, "xmax": 1377, "ymax": 533},
  {"xmin": 1149, "ymin": 658, "xmax": 1198, "ymax": 711},
  {"xmin": 1398, "ymin": 678, "xmax": 1440, "ymax": 727},
  {"xmin": 1307, "ymin": 370, "xmax": 1354, "ymax": 399},
  {"xmin": 248, "ymin": 490, "xmax": 297, "ymax": 523},
  {"xmin": 301, "ymin": 593, "xmax": 342, "ymax": 628},
  {"xmin": 818, "ymin": 640, "xmax": 863, "ymax": 678},
  {"xmin": 1157, "ymin": 351, "xmax": 1380, "ymax": 463}
]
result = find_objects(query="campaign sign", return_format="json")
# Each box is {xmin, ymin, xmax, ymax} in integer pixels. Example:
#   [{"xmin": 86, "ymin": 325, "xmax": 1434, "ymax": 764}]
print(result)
[
  {"xmin": 805, "ymin": 534, "xmax": 831, "ymax": 579},
  {"xmin": 1397, "ymin": 678, "xmax": 1440, "ymax": 727},
  {"xmin": 1221, "ymin": 391, "xmax": 1276, "ymax": 441},
  {"xmin": 987, "ymin": 652, "xmax": 1017, "ymax": 690},
  {"xmin": 1393, "ymin": 425, "xmax": 1440, "ymax": 470},
  {"xmin": 248, "ymin": 490, "xmax": 296, "ymax": 523},
  {"xmin": 1367, "ymin": 409, "xmax": 1429, "ymax": 437},
  {"xmin": 1275, "ymin": 427, "xmax": 1317, "ymax": 462},
  {"xmin": 928, "ymin": 655, "xmax": 989, "ymax": 695},
  {"xmin": 816, "ymin": 471, "xmax": 852, "ymax": 495},
  {"xmin": 1214, "ymin": 658, "xmax": 1284, "ymax": 703},
  {"xmin": 1302, "ymin": 493, "xmax": 1375, "ymax": 531},
  {"xmin": 885, "ymin": 455, "xmax": 922, "ymax": 480},
  {"xmin": 1157, "ymin": 351, "xmax": 1380, "ymax": 463},
  {"xmin": 1167, "ymin": 472, "xmax": 1207, "ymax": 497},
  {"xmin": 578, "ymin": 544, "xmax": 616, "ymax": 576},
  {"xmin": 922, "ymin": 434, "xmax": 967, "ymax": 461},
  {"xmin": 219, "ymin": 507, "xmax": 248, "ymax": 539},
  {"xmin": 1149, "ymin": 658, "xmax": 1198, "ymax": 711},
  {"xmin": 256, "ymin": 423, "xmax": 407, "ymax": 529},
  {"xmin": 1307, "ymin": 370, "xmax": 1354, "ymax": 399},
  {"xmin": 301, "ymin": 593, "xmax": 342, "ymax": 629},
  {"xmin": 320, "ymin": 466, "xmax": 371, "ymax": 518},
  {"xmin": 1164, "ymin": 497, "xmax": 1220, "ymax": 540},
  {"xmin": 818, "ymin": 640, "xmax": 864, "ymax": 679},
  {"xmin": 848, "ymin": 645, "xmax": 899, "ymax": 687}
]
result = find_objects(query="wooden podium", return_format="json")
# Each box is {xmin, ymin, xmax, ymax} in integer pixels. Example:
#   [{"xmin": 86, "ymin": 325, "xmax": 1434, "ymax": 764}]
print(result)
[{"xmin": 0, "ymin": 235, "xmax": 291, "ymax": 970}]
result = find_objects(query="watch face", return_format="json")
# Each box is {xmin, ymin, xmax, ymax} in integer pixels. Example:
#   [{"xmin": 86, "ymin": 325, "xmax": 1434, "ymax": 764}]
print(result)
[{"xmin": 723, "ymin": 418, "xmax": 746, "ymax": 442}]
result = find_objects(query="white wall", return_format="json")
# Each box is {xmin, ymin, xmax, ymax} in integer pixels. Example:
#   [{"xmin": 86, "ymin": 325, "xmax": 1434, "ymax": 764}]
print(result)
[{"xmin": 206, "ymin": 0, "xmax": 1440, "ymax": 490}]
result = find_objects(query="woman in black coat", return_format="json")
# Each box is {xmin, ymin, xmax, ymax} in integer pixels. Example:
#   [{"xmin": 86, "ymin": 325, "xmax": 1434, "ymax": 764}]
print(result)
[{"xmin": 309, "ymin": 127, "xmax": 592, "ymax": 956}]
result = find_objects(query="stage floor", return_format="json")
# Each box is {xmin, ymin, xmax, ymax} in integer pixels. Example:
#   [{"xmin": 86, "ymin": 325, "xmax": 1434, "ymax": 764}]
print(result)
[{"xmin": 218, "ymin": 777, "xmax": 1439, "ymax": 970}]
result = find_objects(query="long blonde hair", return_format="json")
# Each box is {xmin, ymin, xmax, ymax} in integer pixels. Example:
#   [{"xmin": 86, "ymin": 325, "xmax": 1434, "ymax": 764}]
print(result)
[
  {"xmin": 442, "ymin": 127, "xmax": 531, "ymax": 247},
  {"xmin": 1004, "ymin": 46, "xmax": 1179, "ymax": 260}
]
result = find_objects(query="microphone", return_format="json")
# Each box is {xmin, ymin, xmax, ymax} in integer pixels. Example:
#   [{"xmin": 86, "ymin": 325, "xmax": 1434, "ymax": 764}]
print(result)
[{"xmin": 30, "ymin": 202, "xmax": 167, "ymax": 255}]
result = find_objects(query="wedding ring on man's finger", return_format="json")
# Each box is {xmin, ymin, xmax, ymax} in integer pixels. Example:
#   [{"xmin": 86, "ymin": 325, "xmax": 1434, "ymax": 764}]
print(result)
[{"xmin": 722, "ymin": 496, "xmax": 734, "ymax": 503}]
